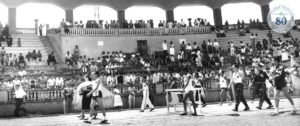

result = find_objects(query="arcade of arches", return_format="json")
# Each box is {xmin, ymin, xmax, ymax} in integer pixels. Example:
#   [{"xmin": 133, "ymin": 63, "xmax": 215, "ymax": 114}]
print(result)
[{"xmin": 0, "ymin": 0, "xmax": 278, "ymax": 29}]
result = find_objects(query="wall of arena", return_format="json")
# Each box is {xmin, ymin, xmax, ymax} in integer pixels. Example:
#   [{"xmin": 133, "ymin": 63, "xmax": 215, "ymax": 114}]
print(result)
[{"xmin": 47, "ymin": 34, "xmax": 216, "ymax": 59}]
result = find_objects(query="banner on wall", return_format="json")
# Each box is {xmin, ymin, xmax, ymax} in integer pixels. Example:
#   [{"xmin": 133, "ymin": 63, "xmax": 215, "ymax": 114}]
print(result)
[
  {"xmin": 179, "ymin": 39, "xmax": 186, "ymax": 44},
  {"xmin": 98, "ymin": 41, "xmax": 104, "ymax": 46}
]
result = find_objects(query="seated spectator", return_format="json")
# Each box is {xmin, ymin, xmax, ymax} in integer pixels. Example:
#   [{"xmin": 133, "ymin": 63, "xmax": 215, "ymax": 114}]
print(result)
[
  {"xmin": 18, "ymin": 53, "xmax": 25, "ymax": 68},
  {"xmin": 30, "ymin": 50, "xmax": 37, "ymax": 62},
  {"xmin": 78, "ymin": 21, "xmax": 84, "ymax": 28},
  {"xmin": 12, "ymin": 54, "xmax": 18, "ymax": 66},
  {"xmin": 37, "ymin": 50, "xmax": 42, "ymax": 62},
  {"xmin": 47, "ymin": 76, "xmax": 56, "ymax": 89},
  {"xmin": 90, "ymin": 62, "xmax": 98, "ymax": 72},
  {"xmin": 0, "ymin": 47, "xmax": 6, "ymax": 64},
  {"xmin": 283, "ymin": 31, "xmax": 292, "ymax": 38},
  {"xmin": 239, "ymin": 29, "xmax": 246, "ymax": 36},
  {"xmin": 55, "ymin": 76, "xmax": 64, "ymax": 89},
  {"xmin": 25, "ymin": 52, "xmax": 31, "ymax": 62},
  {"xmin": 65, "ymin": 51, "xmax": 72, "ymax": 66},
  {"xmin": 219, "ymin": 29, "xmax": 226, "ymax": 37},
  {"xmin": 4, "ymin": 54, "xmax": 8, "ymax": 65},
  {"xmin": 64, "ymin": 25, "xmax": 70, "ymax": 34},
  {"xmin": 47, "ymin": 52, "xmax": 56, "ymax": 66},
  {"xmin": 8, "ymin": 53, "xmax": 13, "ymax": 66},
  {"xmin": 73, "ymin": 45, "xmax": 80, "ymax": 60},
  {"xmin": 7, "ymin": 37, "xmax": 12, "ymax": 47}
]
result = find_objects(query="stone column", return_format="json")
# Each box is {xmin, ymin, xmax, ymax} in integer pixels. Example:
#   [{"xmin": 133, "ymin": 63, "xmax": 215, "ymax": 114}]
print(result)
[
  {"xmin": 213, "ymin": 8, "xmax": 223, "ymax": 29},
  {"xmin": 34, "ymin": 19, "xmax": 39, "ymax": 35},
  {"xmin": 117, "ymin": 10, "xmax": 125, "ymax": 28},
  {"xmin": 261, "ymin": 5, "xmax": 270, "ymax": 24},
  {"xmin": 65, "ymin": 9, "xmax": 74, "ymax": 24},
  {"xmin": 8, "ymin": 8, "xmax": 16, "ymax": 32},
  {"xmin": 166, "ymin": 10, "xmax": 174, "ymax": 23}
]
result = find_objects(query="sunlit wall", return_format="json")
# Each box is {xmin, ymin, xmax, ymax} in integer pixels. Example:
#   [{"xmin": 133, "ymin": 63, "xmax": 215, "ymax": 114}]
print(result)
[
  {"xmin": 0, "ymin": 3, "xmax": 8, "ymax": 26},
  {"xmin": 16, "ymin": 3, "xmax": 65, "ymax": 28},
  {"xmin": 74, "ymin": 5, "xmax": 117, "ymax": 26},
  {"xmin": 174, "ymin": 5, "xmax": 214, "ymax": 25},
  {"xmin": 125, "ymin": 6, "xmax": 165, "ymax": 28},
  {"xmin": 222, "ymin": 2, "xmax": 262, "ymax": 24}
]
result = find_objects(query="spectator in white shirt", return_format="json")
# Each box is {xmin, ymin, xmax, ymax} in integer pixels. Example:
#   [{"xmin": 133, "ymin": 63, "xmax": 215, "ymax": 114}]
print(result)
[
  {"xmin": 55, "ymin": 76, "xmax": 64, "ymax": 89},
  {"xmin": 14, "ymin": 84, "xmax": 27, "ymax": 117},
  {"xmin": 47, "ymin": 76, "xmax": 56, "ymax": 89},
  {"xmin": 106, "ymin": 75, "xmax": 114, "ymax": 86},
  {"xmin": 213, "ymin": 39, "xmax": 219, "ymax": 51}
]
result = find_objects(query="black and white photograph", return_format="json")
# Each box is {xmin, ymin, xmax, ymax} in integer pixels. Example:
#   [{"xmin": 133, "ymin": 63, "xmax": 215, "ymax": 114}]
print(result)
[{"xmin": 0, "ymin": 0, "xmax": 300, "ymax": 125}]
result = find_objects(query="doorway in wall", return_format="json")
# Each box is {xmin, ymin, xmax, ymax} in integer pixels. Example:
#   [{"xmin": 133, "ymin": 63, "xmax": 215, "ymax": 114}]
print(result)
[{"xmin": 137, "ymin": 40, "xmax": 148, "ymax": 56}]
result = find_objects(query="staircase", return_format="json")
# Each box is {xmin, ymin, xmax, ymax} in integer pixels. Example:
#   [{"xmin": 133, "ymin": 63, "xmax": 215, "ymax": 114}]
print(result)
[
  {"xmin": 0, "ymin": 34, "xmax": 59, "ymax": 73},
  {"xmin": 2, "ymin": 34, "xmax": 48, "ymax": 64}
]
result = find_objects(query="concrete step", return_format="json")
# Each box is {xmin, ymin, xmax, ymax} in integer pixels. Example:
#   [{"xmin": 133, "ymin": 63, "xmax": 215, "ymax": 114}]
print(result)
[
  {"xmin": 1, "ymin": 41, "xmax": 43, "ymax": 44},
  {"xmin": 13, "ymin": 38, "xmax": 41, "ymax": 40},
  {"xmin": 11, "ymin": 34, "xmax": 39, "ymax": 37},
  {"xmin": 0, "ymin": 44, "xmax": 44, "ymax": 47},
  {"xmin": 5, "ymin": 47, "xmax": 45, "ymax": 50},
  {"xmin": 5, "ymin": 51, "xmax": 48, "ymax": 57}
]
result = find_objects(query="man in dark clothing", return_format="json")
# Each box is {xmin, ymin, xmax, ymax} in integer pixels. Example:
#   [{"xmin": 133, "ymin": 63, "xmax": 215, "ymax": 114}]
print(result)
[
  {"xmin": 117, "ymin": 74, "xmax": 123, "ymax": 85},
  {"xmin": 253, "ymin": 65, "xmax": 273, "ymax": 110},
  {"xmin": 25, "ymin": 52, "xmax": 31, "ymax": 62},
  {"xmin": 18, "ymin": 53, "xmax": 25, "ymax": 68},
  {"xmin": 47, "ymin": 52, "xmax": 56, "ymax": 66},
  {"xmin": 7, "ymin": 37, "xmax": 12, "ymax": 47}
]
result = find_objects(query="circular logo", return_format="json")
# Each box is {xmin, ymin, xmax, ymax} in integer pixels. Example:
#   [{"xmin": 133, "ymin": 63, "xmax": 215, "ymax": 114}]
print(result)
[{"xmin": 267, "ymin": 5, "xmax": 295, "ymax": 33}]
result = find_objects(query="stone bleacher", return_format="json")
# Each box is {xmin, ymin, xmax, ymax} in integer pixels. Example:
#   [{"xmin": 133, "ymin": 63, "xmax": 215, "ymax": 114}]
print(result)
[
  {"xmin": 216, "ymin": 30, "xmax": 300, "ymax": 50},
  {"xmin": 1, "ymin": 34, "xmax": 48, "ymax": 66}
]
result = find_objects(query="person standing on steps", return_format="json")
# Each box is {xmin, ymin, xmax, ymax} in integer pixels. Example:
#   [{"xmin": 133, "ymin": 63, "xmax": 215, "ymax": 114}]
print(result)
[
  {"xmin": 230, "ymin": 65, "xmax": 250, "ymax": 112},
  {"xmin": 17, "ymin": 38, "xmax": 21, "ymax": 47},
  {"xmin": 39, "ymin": 24, "xmax": 44, "ymax": 37}
]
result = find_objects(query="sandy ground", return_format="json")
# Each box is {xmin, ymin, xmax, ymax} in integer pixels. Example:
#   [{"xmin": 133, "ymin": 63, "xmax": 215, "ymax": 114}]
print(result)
[{"xmin": 0, "ymin": 97, "xmax": 300, "ymax": 126}]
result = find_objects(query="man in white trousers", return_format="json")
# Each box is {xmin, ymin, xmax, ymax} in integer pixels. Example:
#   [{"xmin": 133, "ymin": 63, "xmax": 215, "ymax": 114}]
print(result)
[{"xmin": 140, "ymin": 76, "xmax": 155, "ymax": 112}]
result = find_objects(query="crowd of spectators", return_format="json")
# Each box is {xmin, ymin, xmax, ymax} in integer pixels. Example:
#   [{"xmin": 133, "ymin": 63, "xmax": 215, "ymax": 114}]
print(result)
[
  {"xmin": 0, "ymin": 71, "xmax": 69, "ymax": 91},
  {"xmin": 60, "ymin": 18, "xmax": 211, "ymax": 29},
  {"xmin": 0, "ymin": 46, "xmax": 44, "ymax": 69}
]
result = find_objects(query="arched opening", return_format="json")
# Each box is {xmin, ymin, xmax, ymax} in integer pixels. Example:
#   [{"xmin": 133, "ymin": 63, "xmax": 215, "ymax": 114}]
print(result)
[
  {"xmin": 17, "ymin": 3, "xmax": 65, "ymax": 28},
  {"xmin": 221, "ymin": 2, "xmax": 262, "ymax": 24},
  {"xmin": 174, "ymin": 5, "xmax": 214, "ymax": 25},
  {"xmin": 0, "ymin": 3, "xmax": 8, "ymax": 27},
  {"xmin": 74, "ymin": 5, "xmax": 117, "ymax": 27},
  {"xmin": 269, "ymin": 0, "xmax": 300, "ymax": 20},
  {"xmin": 126, "ymin": 6, "xmax": 165, "ymax": 28}
]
